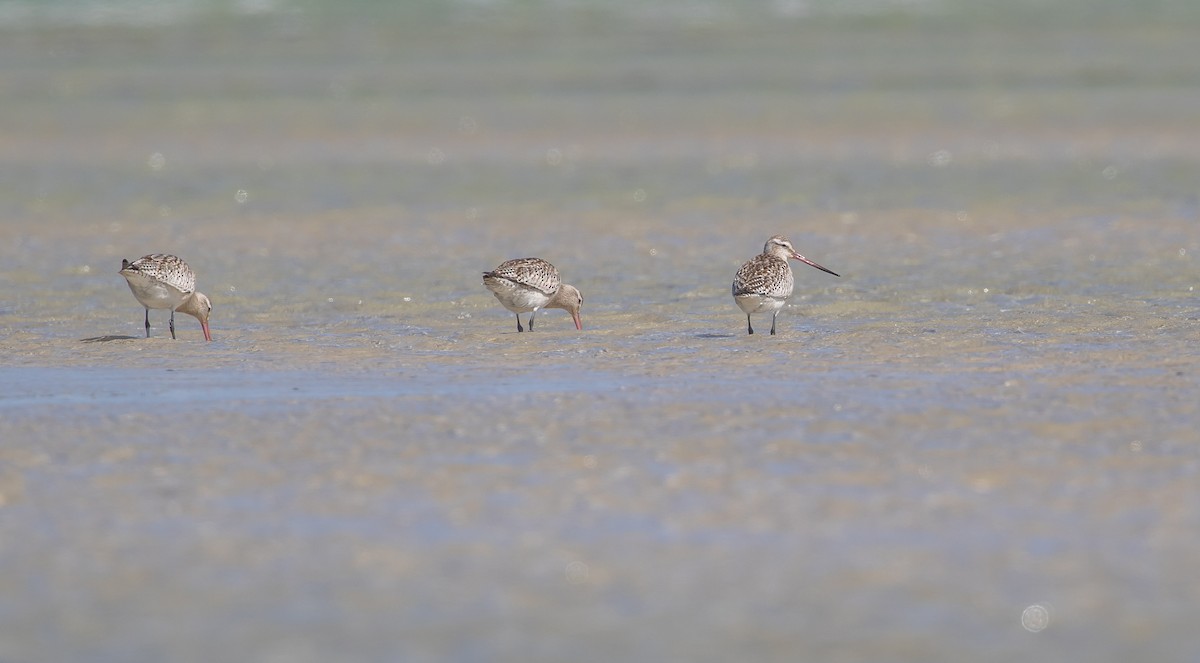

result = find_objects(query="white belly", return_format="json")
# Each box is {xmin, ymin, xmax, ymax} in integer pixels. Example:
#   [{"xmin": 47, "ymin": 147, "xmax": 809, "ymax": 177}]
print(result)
[
  {"xmin": 734, "ymin": 293, "xmax": 785, "ymax": 315},
  {"xmin": 486, "ymin": 278, "xmax": 551, "ymax": 313},
  {"xmin": 124, "ymin": 273, "xmax": 186, "ymax": 310}
]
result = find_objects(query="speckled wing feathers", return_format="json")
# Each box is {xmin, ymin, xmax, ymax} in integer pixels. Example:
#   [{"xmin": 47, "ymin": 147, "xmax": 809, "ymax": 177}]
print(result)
[
  {"xmin": 122, "ymin": 253, "xmax": 196, "ymax": 295},
  {"xmin": 484, "ymin": 258, "xmax": 560, "ymax": 296},
  {"xmin": 733, "ymin": 254, "xmax": 793, "ymax": 299}
]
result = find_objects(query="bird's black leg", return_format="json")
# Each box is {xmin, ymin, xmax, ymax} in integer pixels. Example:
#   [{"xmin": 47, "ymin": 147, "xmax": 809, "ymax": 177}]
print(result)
[
  {"xmin": 528, "ymin": 310, "xmax": 536, "ymax": 331},
  {"xmin": 144, "ymin": 309, "xmax": 151, "ymax": 338},
  {"xmin": 516, "ymin": 314, "xmax": 524, "ymax": 333},
  {"xmin": 770, "ymin": 312, "xmax": 778, "ymax": 336},
  {"xmin": 170, "ymin": 309, "xmax": 177, "ymax": 340},
  {"xmin": 747, "ymin": 315, "xmax": 754, "ymax": 335}
]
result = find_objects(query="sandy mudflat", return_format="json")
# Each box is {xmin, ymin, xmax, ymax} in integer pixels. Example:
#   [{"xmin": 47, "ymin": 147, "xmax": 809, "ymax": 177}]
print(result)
[{"xmin": 1, "ymin": 4, "xmax": 1199, "ymax": 661}]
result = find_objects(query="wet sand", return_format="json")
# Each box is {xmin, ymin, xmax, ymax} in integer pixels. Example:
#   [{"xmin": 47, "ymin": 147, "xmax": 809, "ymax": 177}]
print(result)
[{"xmin": 2, "ymin": 5, "xmax": 1199, "ymax": 662}]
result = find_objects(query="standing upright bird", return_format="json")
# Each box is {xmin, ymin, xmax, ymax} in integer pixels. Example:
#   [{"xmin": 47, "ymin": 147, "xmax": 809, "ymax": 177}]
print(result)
[
  {"xmin": 483, "ymin": 257, "xmax": 582, "ymax": 332},
  {"xmin": 732, "ymin": 235, "xmax": 839, "ymax": 336},
  {"xmin": 119, "ymin": 254, "xmax": 213, "ymax": 341}
]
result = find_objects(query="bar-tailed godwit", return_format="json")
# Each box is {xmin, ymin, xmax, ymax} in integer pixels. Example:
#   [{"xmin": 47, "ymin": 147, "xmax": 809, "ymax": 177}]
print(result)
[
  {"xmin": 483, "ymin": 257, "xmax": 582, "ymax": 332},
  {"xmin": 733, "ymin": 235, "xmax": 839, "ymax": 335},
  {"xmin": 119, "ymin": 254, "xmax": 213, "ymax": 341}
]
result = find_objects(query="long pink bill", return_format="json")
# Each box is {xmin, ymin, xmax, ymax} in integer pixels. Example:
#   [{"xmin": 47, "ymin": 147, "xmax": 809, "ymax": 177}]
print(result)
[
  {"xmin": 201, "ymin": 321, "xmax": 213, "ymax": 342},
  {"xmin": 791, "ymin": 252, "xmax": 840, "ymax": 277}
]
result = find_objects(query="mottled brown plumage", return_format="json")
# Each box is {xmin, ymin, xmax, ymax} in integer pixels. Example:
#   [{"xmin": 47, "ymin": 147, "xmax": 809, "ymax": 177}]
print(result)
[
  {"xmin": 483, "ymin": 257, "xmax": 582, "ymax": 332},
  {"xmin": 119, "ymin": 253, "xmax": 212, "ymax": 341},
  {"xmin": 733, "ymin": 235, "xmax": 838, "ymax": 335}
]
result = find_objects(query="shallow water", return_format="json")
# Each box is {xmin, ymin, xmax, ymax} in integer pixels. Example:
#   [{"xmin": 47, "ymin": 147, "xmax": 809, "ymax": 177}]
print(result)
[{"xmin": 2, "ymin": 3, "xmax": 1200, "ymax": 662}]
